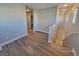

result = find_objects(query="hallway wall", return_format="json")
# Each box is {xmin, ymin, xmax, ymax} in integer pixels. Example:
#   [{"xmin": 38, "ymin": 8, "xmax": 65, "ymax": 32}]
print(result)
[
  {"xmin": 65, "ymin": 9, "xmax": 79, "ymax": 55},
  {"xmin": 27, "ymin": 11, "xmax": 32, "ymax": 29},
  {"xmin": 33, "ymin": 7, "xmax": 57, "ymax": 33},
  {"xmin": 0, "ymin": 4, "xmax": 28, "ymax": 45}
]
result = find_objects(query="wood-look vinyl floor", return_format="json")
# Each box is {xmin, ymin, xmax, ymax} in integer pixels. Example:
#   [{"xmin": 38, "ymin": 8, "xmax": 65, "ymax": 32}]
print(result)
[{"xmin": 0, "ymin": 31, "xmax": 73, "ymax": 56}]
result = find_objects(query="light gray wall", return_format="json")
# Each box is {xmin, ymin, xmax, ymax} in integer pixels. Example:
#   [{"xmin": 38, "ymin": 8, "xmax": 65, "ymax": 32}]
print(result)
[
  {"xmin": 65, "ymin": 11, "xmax": 74, "ymax": 37},
  {"xmin": 74, "ymin": 9, "xmax": 79, "ymax": 33},
  {"xmin": 65, "ymin": 9, "xmax": 79, "ymax": 37},
  {"xmin": 70, "ymin": 9, "xmax": 79, "ymax": 55},
  {"xmin": 33, "ymin": 10, "xmax": 38, "ymax": 32},
  {"xmin": 65, "ymin": 9, "xmax": 79, "ymax": 55},
  {"xmin": 35, "ymin": 7, "xmax": 57, "ymax": 33},
  {"xmin": 0, "ymin": 4, "xmax": 27, "ymax": 44},
  {"xmin": 27, "ymin": 11, "xmax": 32, "ymax": 29}
]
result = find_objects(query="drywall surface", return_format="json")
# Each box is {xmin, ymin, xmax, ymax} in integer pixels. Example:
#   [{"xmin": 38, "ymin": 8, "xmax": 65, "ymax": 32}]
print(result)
[
  {"xmin": 65, "ymin": 33, "xmax": 79, "ymax": 56},
  {"xmin": 65, "ymin": 9, "xmax": 79, "ymax": 37},
  {"xmin": 73, "ymin": 9, "xmax": 79, "ymax": 33},
  {"xmin": 65, "ymin": 12, "xmax": 74, "ymax": 37},
  {"xmin": 65, "ymin": 9, "xmax": 79, "ymax": 55},
  {"xmin": 33, "ymin": 10, "xmax": 38, "ymax": 32},
  {"xmin": 34, "ymin": 7, "xmax": 57, "ymax": 33},
  {"xmin": 0, "ymin": 4, "xmax": 27, "ymax": 44},
  {"xmin": 27, "ymin": 11, "xmax": 32, "ymax": 29}
]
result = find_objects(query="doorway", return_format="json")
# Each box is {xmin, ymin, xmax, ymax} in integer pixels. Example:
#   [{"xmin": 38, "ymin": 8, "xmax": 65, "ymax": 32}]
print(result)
[{"xmin": 26, "ymin": 9, "xmax": 33, "ymax": 33}]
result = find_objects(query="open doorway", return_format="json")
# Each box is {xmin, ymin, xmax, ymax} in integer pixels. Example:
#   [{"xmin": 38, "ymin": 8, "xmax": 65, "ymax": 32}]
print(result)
[{"xmin": 26, "ymin": 8, "xmax": 33, "ymax": 33}]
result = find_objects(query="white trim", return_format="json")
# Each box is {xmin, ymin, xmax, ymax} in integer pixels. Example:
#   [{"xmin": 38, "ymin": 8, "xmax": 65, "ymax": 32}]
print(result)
[
  {"xmin": 72, "ymin": 48, "xmax": 77, "ymax": 56},
  {"xmin": 39, "ymin": 30, "xmax": 48, "ymax": 34},
  {"xmin": 56, "ymin": 6, "xmax": 58, "ymax": 24},
  {"xmin": 36, "ymin": 30, "xmax": 48, "ymax": 34},
  {"xmin": 63, "ymin": 32, "xmax": 78, "ymax": 40},
  {"xmin": 48, "ymin": 40, "xmax": 52, "ymax": 43},
  {"xmin": 63, "ymin": 32, "xmax": 77, "ymax": 56},
  {"xmin": 33, "ymin": 10, "xmax": 38, "ymax": 32},
  {"xmin": 0, "ymin": 47, "xmax": 3, "ymax": 51},
  {"xmin": 0, "ymin": 33, "xmax": 28, "ymax": 47},
  {"xmin": 48, "ymin": 24, "xmax": 57, "ymax": 43},
  {"xmin": 72, "ymin": 8, "xmax": 78, "ymax": 24}
]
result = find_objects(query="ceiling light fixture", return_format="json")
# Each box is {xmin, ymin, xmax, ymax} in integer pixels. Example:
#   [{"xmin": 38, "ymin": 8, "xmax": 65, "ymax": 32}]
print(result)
[{"xmin": 26, "ymin": 9, "xmax": 30, "ymax": 11}]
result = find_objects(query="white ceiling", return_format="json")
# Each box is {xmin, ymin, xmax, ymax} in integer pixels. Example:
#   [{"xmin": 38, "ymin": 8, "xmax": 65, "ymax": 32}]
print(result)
[
  {"xmin": 0, "ymin": 3, "xmax": 78, "ymax": 10},
  {"xmin": 25, "ymin": 3, "xmax": 79, "ymax": 10},
  {"xmin": 25, "ymin": 3, "xmax": 61, "ymax": 9}
]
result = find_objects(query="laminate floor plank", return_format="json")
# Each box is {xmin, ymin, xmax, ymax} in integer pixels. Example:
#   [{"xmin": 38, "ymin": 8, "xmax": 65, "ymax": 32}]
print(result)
[{"xmin": 0, "ymin": 31, "xmax": 73, "ymax": 56}]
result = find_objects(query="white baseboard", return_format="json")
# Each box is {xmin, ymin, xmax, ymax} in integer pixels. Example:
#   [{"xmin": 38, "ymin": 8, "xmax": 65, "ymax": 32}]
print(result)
[
  {"xmin": 63, "ymin": 32, "xmax": 77, "ymax": 56},
  {"xmin": 64, "ymin": 32, "xmax": 78, "ymax": 40},
  {"xmin": 48, "ymin": 40, "xmax": 52, "ymax": 43},
  {"xmin": 36, "ymin": 30, "xmax": 48, "ymax": 34},
  {"xmin": 0, "ymin": 46, "xmax": 3, "ymax": 51},
  {"xmin": 1, "ymin": 33, "xmax": 28, "ymax": 47},
  {"xmin": 72, "ymin": 48, "xmax": 77, "ymax": 56}
]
